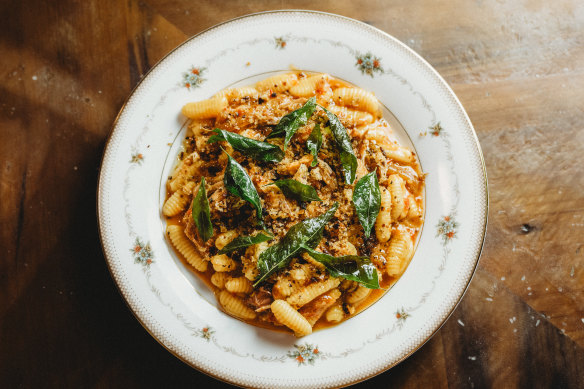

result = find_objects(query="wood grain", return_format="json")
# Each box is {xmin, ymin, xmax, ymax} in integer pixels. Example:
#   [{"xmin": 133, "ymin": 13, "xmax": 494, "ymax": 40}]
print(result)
[{"xmin": 1, "ymin": 0, "xmax": 583, "ymax": 387}]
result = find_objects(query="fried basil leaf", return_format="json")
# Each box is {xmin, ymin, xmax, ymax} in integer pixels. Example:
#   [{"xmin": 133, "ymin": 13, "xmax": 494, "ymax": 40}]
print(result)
[
  {"xmin": 301, "ymin": 246, "xmax": 380, "ymax": 289},
  {"xmin": 320, "ymin": 106, "xmax": 357, "ymax": 185},
  {"xmin": 269, "ymin": 179, "xmax": 322, "ymax": 202},
  {"xmin": 192, "ymin": 177, "xmax": 213, "ymax": 241},
  {"xmin": 208, "ymin": 128, "xmax": 284, "ymax": 162},
  {"xmin": 306, "ymin": 123, "xmax": 322, "ymax": 167},
  {"xmin": 266, "ymin": 97, "xmax": 317, "ymax": 149},
  {"xmin": 217, "ymin": 232, "xmax": 273, "ymax": 255},
  {"xmin": 223, "ymin": 151, "xmax": 264, "ymax": 227},
  {"xmin": 254, "ymin": 202, "xmax": 339, "ymax": 287},
  {"xmin": 352, "ymin": 171, "xmax": 381, "ymax": 238}
]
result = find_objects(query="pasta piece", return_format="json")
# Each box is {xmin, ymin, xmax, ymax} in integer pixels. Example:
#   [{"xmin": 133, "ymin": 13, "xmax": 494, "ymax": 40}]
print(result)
[
  {"xmin": 388, "ymin": 174, "xmax": 407, "ymax": 221},
  {"xmin": 332, "ymin": 87, "xmax": 380, "ymax": 116},
  {"xmin": 328, "ymin": 106, "xmax": 374, "ymax": 126},
  {"xmin": 325, "ymin": 304, "xmax": 344, "ymax": 323},
  {"xmin": 301, "ymin": 252, "xmax": 326, "ymax": 270},
  {"xmin": 287, "ymin": 278, "xmax": 340, "ymax": 309},
  {"xmin": 214, "ymin": 229, "xmax": 238, "ymax": 250},
  {"xmin": 299, "ymin": 289, "xmax": 341, "ymax": 326},
  {"xmin": 255, "ymin": 73, "xmax": 298, "ymax": 93},
  {"xmin": 384, "ymin": 144, "xmax": 415, "ymax": 164},
  {"xmin": 271, "ymin": 299, "xmax": 312, "ymax": 337},
  {"xmin": 345, "ymin": 285, "xmax": 371, "ymax": 304},
  {"xmin": 219, "ymin": 290, "xmax": 256, "ymax": 320},
  {"xmin": 375, "ymin": 186, "xmax": 392, "ymax": 242},
  {"xmin": 214, "ymin": 87, "xmax": 259, "ymax": 100},
  {"xmin": 210, "ymin": 254, "xmax": 237, "ymax": 272},
  {"xmin": 289, "ymin": 74, "xmax": 327, "ymax": 97},
  {"xmin": 162, "ymin": 181, "xmax": 195, "ymax": 217},
  {"xmin": 225, "ymin": 276, "xmax": 253, "ymax": 295},
  {"xmin": 211, "ymin": 272, "xmax": 230, "ymax": 289},
  {"xmin": 406, "ymin": 195, "xmax": 422, "ymax": 220},
  {"xmin": 167, "ymin": 225, "xmax": 207, "ymax": 272},
  {"xmin": 168, "ymin": 152, "xmax": 200, "ymax": 193},
  {"xmin": 385, "ymin": 230, "xmax": 414, "ymax": 276},
  {"xmin": 182, "ymin": 96, "xmax": 228, "ymax": 119},
  {"xmin": 273, "ymin": 277, "xmax": 303, "ymax": 300},
  {"xmin": 242, "ymin": 241, "xmax": 268, "ymax": 281}
]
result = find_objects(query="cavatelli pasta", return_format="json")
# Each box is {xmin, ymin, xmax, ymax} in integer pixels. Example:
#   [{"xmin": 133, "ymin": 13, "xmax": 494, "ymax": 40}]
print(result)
[
  {"xmin": 168, "ymin": 152, "xmax": 200, "ymax": 193},
  {"xmin": 273, "ymin": 277, "xmax": 303, "ymax": 300},
  {"xmin": 162, "ymin": 181, "xmax": 195, "ymax": 216},
  {"xmin": 214, "ymin": 87, "xmax": 259, "ymax": 100},
  {"xmin": 167, "ymin": 225, "xmax": 207, "ymax": 272},
  {"xmin": 375, "ymin": 186, "xmax": 392, "ymax": 242},
  {"xmin": 210, "ymin": 254, "xmax": 237, "ymax": 272},
  {"xmin": 332, "ymin": 87, "xmax": 380, "ymax": 117},
  {"xmin": 211, "ymin": 272, "xmax": 230, "ymax": 289},
  {"xmin": 271, "ymin": 299, "xmax": 312, "ymax": 337},
  {"xmin": 287, "ymin": 278, "xmax": 341, "ymax": 309},
  {"xmin": 225, "ymin": 276, "xmax": 253, "ymax": 295},
  {"xmin": 385, "ymin": 230, "xmax": 414, "ymax": 276},
  {"xmin": 328, "ymin": 105, "xmax": 375, "ymax": 126},
  {"xmin": 289, "ymin": 74, "xmax": 327, "ymax": 97},
  {"xmin": 384, "ymin": 144, "xmax": 415, "ymax": 164},
  {"xmin": 214, "ymin": 229, "xmax": 238, "ymax": 250},
  {"xmin": 219, "ymin": 290, "xmax": 256, "ymax": 320},
  {"xmin": 345, "ymin": 285, "xmax": 371, "ymax": 304},
  {"xmin": 182, "ymin": 96, "xmax": 228, "ymax": 119},
  {"xmin": 255, "ymin": 73, "xmax": 298, "ymax": 93},
  {"xmin": 325, "ymin": 304, "xmax": 345, "ymax": 323},
  {"xmin": 388, "ymin": 174, "xmax": 407, "ymax": 221}
]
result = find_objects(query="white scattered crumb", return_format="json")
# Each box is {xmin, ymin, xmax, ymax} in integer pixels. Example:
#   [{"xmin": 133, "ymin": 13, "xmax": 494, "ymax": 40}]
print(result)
[
  {"xmin": 32, "ymin": 75, "xmax": 38, "ymax": 81},
  {"xmin": 581, "ymin": 318, "xmax": 584, "ymax": 324},
  {"xmin": 561, "ymin": 329, "xmax": 566, "ymax": 335},
  {"xmin": 527, "ymin": 286, "xmax": 531, "ymax": 291},
  {"xmin": 558, "ymin": 287, "xmax": 563, "ymax": 292},
  {"xmin": 513, "ymin": 328, "xmax": 518, "ymax": 333},
  {"xmin": 509, "ymin": 317, "xmax": 517, "ymax": 324},
  {"xmin": 501, "ymin": 276, "xmax": 505, "ymax": 281},
  {"xmin": 536, "ymin": 319, "xmax": 540, "ymax": 327},
  {"xmin": 73, "ymin": 166, "xmax": 78, "ymax": 171},
  {"xmin": 485, "ymin": 297, "xmax": 493, "ymax": 302},
  {"xmin": 458, "ymin": 319, "xmax": 465, "ymax": 326},
  {"xmin": 468, "ymin": 356, "xmax": 477, "ymax": 361},
  {"xmin": 98, "ymin": 90, "xmax": 102, "ymax": 94},
  {"xmin": 521, "ymin": 275, "xmax": 526, "ymax": 282},
  {"xmin": 528, "ymin": 292, "xmax": 532, "ymax": 296},
  {"xmin": 545, "ymin": 288, "xmax": 549, "ymax": 291},
  {"xmin": 571, "ymin": 266, "xmax": 575, "ymax": 277}
]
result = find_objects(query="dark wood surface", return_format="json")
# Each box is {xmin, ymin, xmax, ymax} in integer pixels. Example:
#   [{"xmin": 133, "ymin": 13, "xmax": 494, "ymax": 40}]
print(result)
[{"xmin": 1, "ymin": 0, "xmax": 583, "ymax": 387}]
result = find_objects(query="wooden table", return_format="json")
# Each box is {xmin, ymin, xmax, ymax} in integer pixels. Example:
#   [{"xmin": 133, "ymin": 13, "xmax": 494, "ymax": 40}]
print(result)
[{"xmin": 2, "ymin": 1, "xmax": 583, "ymax": 387}]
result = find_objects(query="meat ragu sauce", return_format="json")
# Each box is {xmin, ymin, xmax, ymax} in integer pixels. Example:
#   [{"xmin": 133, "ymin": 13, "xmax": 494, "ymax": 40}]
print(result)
[{"xmin": 163, "ymin": 72, "xmax": 424, "ymax": 336}]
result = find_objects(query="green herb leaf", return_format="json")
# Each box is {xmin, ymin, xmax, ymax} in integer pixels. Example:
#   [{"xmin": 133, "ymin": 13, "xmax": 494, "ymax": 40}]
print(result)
[
  {"xmin": 352, "ymin": 171, "xmax": 381, "ymax": 238},
  {"xmin": 254, "ymin": 202, "xmax": 339, "ymax": 287},
  {"xmin": 208, "ymin": 129, "xmax": 284, "ymax": 162},
  {"xmin": 301, "ymin": 246, "xmax": 380, "ymax": 289},
  {"xmin": 320, "ymin": 106, "xmax": 357, "ymax": 185},
  {"xmin": 223, "ymin": 150, "xmax": 264, "ymax": 226},
  {"xmin": 266, "ymin": 97, "xmax": 317, "ymax": 149},
  {"xmin": 269, "ymin": 179, "xmax": 322, "ymax": 202},
  {"xmin": 217, "ymin": 232, "xmax": 273, "ymax": 255},
  {"xmin": 192, "ymin": 177, "xmax": 213, "ymax": 241},
  {"xmin": 306, "ymin": 123, "xmax": 322, "ymax": 167}
]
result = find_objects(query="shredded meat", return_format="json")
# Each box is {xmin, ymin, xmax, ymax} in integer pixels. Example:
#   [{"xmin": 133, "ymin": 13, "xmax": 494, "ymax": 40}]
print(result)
[{"xmin": 246, "ymin": 285, "xmax": 273, "ymax": 312}]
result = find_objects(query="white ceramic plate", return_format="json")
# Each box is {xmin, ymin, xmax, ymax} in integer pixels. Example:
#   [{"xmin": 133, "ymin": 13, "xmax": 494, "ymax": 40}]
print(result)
[{"xmin": 98, "ymin": 10, "xmax": 487, "ymax": 388}]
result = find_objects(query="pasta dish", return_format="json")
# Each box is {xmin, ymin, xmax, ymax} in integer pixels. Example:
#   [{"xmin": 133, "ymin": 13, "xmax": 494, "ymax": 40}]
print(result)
[{"xmin": 163, "ymin": 72, "xmax": 424, "ymax": 336}]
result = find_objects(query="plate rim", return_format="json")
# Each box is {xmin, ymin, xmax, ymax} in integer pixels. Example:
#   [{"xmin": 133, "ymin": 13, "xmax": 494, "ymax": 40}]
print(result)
[{"xmin": 96, "ymin": 9, "xmax": 489, "ymax": 387}]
